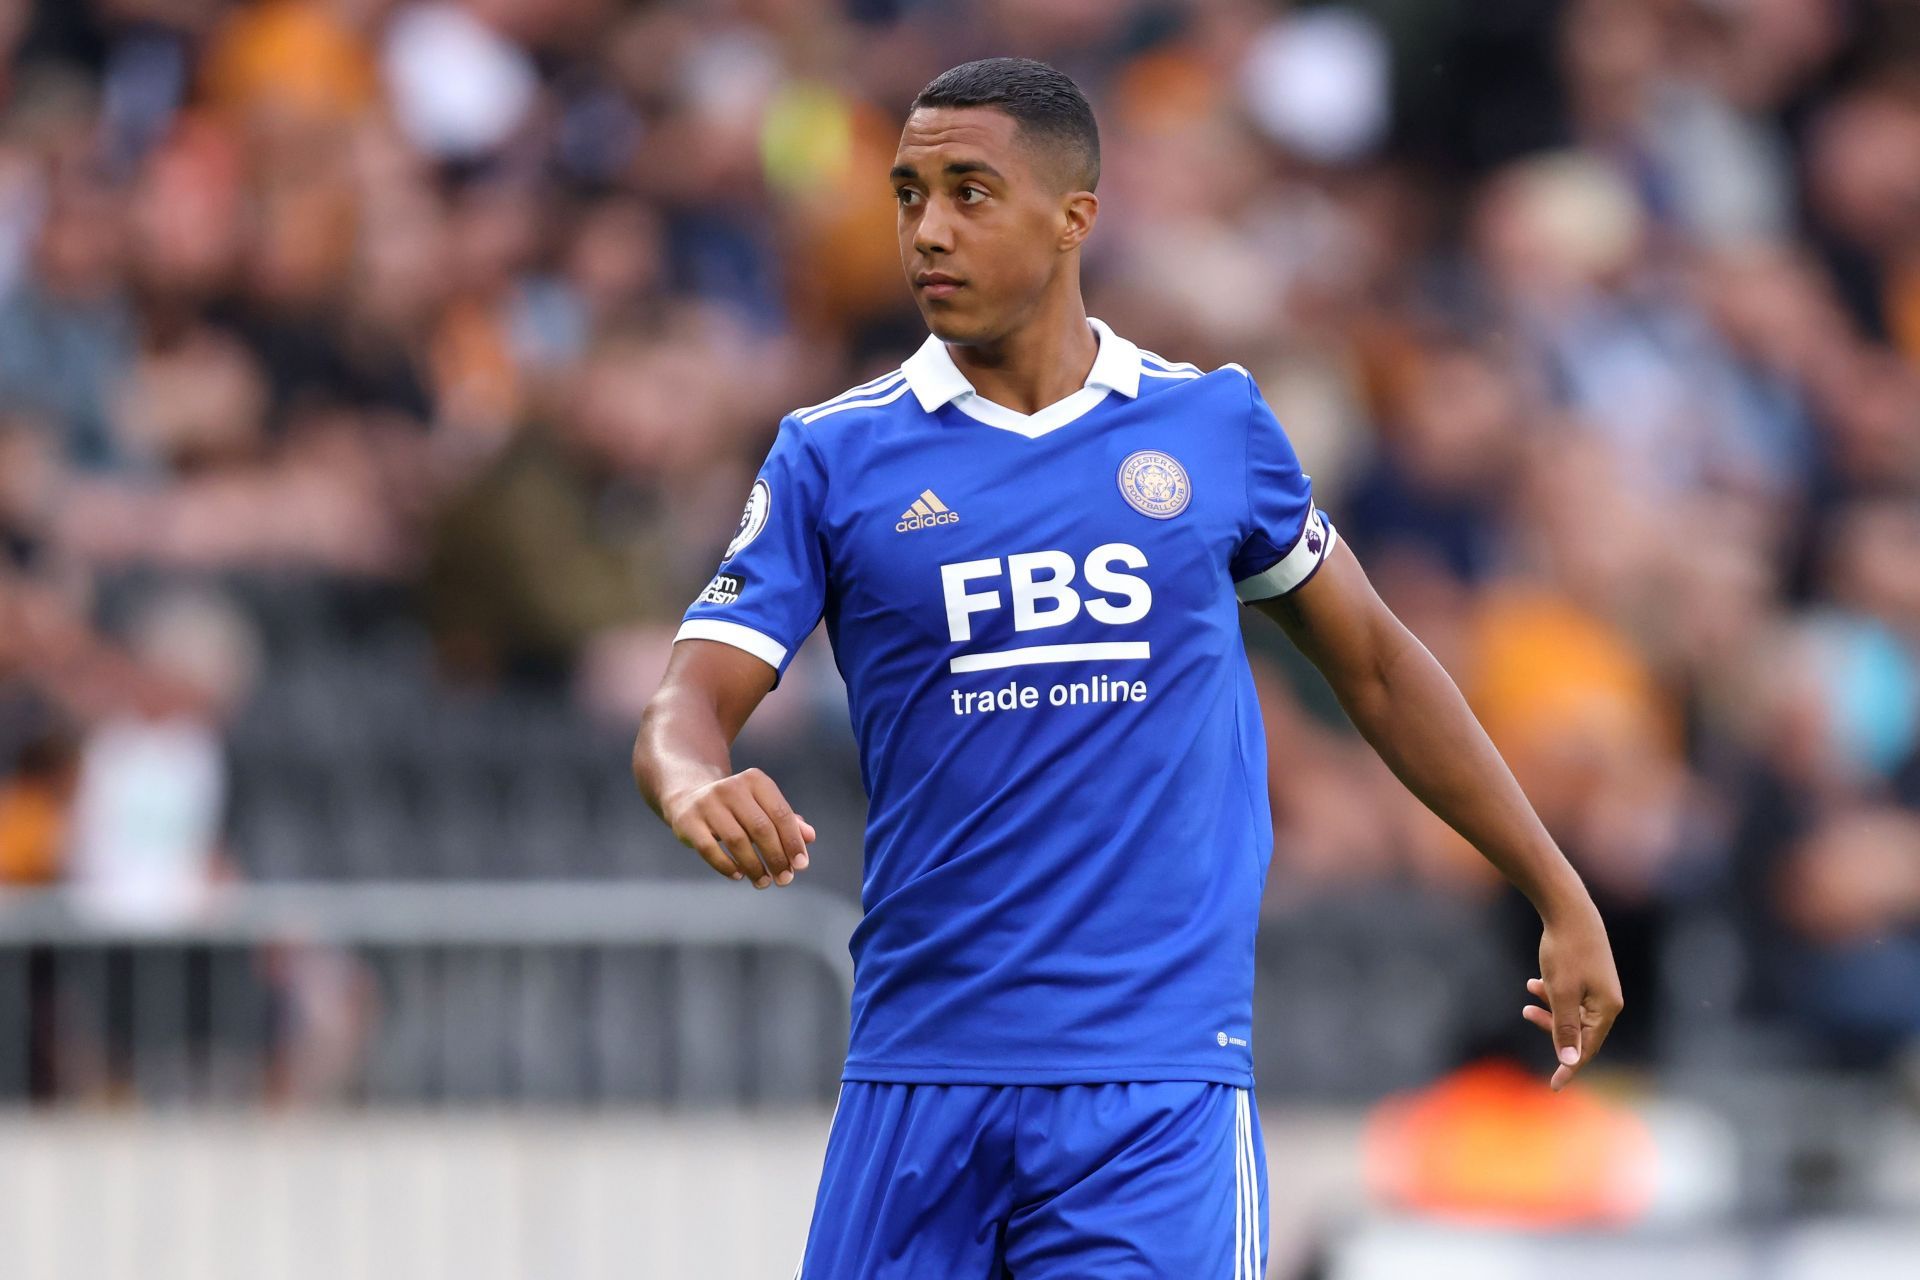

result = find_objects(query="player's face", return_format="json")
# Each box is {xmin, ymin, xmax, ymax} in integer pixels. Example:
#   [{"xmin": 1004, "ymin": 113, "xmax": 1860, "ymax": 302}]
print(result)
[{"xmin": 890, "ymin": 107, "xmax": 1088, "ymax": 343}]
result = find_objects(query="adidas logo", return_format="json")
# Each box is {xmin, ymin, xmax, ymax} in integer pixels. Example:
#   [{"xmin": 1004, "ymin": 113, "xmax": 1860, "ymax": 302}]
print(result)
[{"xmin": 896, "ymin": 489, "xmax": 960, "ymax": 532}]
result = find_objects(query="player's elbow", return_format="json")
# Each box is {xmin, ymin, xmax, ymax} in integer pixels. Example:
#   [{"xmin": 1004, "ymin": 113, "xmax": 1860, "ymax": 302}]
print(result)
[{"xmin": 1327, "ymin": 608, "xmax": 1419, "ymax": 727}]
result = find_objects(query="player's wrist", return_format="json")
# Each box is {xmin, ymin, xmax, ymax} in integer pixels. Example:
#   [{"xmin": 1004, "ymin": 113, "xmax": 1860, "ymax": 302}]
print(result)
[
  {"xmin": 1536, "ymin": 888, "xmax": 1604, "ymax": 936},
  {"xmin": 1529, "ymin": 862, "xmax": 1601, "ymax": 931}
]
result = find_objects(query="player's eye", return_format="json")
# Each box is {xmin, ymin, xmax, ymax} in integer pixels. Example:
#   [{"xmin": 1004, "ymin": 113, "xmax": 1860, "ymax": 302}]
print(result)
[
  {"xmin": 958, "ymin": 185, "xmax": 987, "ymax": 204},
  {"xmin": 895, "ymin": 188, "xmax": 921, "ymax": 207}
]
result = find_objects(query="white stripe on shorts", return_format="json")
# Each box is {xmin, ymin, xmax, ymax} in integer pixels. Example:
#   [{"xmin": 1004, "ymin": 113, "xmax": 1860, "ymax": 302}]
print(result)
[
  {"xmin": 1237, "ymin": 1089, "xmax": 1262, "ymax": 1279},
  {"xmin": 793, "ymin": 1084, "xmax": 847, "ymax": 1279},
  {"xmin": 1233, "ymin": 1088, "xmax": 1246, "ymax": 1278},
  {"xmin": 1233, "ymin": 1089, "xmax": 1247, "ymax": 1279}
]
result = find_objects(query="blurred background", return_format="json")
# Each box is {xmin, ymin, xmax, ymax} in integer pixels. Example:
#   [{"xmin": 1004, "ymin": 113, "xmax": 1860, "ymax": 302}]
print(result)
[{"xmin": 0, "ymin": 0, "xmax": 1917, "ymax": 1275}]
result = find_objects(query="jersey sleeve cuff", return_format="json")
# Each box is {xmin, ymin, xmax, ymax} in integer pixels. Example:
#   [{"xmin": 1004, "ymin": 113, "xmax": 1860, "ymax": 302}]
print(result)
[
  {"xmin": 674, "ymin": 618, "xmax": 790, "ymax": 671},
  {"xmin": 1234, "ymin": 511, "xmax": 1337, "ymax": 603}
]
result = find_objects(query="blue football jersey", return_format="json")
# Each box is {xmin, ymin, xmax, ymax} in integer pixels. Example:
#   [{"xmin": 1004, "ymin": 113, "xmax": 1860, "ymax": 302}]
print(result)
[{"xmin": 677, "ymin": 317, "xmax": 1337, "ymax": 1087}]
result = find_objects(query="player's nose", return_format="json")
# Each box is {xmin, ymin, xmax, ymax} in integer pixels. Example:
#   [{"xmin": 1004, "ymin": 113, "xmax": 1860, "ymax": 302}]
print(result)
[{"xmin": 914, "ymin": 204, "xmax": 955, "ymax": 256}]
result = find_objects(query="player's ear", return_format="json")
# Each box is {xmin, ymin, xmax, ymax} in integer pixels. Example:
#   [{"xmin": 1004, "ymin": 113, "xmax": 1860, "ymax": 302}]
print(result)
[{"xmin": 1058, "ymin": 190, "xmax": 1097, "ymax": 253}]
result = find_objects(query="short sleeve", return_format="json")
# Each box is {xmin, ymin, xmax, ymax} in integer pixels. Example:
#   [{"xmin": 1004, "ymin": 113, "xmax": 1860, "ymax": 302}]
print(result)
[
  {"xmin": 1229, "ymin": 372, "xmax": 1337, "ymax": 602},
  {"xmin": 675, "ymin": 415, "xmax": 828, "ymax": 680}
]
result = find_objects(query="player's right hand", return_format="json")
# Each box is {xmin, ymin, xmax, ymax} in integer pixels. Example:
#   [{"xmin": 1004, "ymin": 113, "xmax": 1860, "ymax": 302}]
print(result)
[{"xmin": 664, "ymin": 767, "xmax": 816, "ymax": 889}]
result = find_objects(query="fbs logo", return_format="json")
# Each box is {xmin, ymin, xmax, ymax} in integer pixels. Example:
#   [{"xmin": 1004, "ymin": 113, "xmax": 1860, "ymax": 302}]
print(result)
[{"xmin": 897, "ymin": 489, "xmax": 960, "ymax": 532}]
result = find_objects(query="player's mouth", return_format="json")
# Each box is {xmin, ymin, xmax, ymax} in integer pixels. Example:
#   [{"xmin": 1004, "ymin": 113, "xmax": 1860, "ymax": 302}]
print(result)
[{"xmin": 915, "ymin": 271, "xmax": 964, "ymax": 299}]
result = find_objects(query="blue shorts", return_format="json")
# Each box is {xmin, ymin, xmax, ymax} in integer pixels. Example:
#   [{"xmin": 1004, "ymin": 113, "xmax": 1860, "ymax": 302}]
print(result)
[{"xmin": 792, "ymin": 1080, "xmax": 1269, "ymax": 1279}]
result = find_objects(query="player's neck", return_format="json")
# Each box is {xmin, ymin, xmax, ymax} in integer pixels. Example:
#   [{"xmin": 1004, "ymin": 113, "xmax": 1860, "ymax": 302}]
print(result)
[{"xmin": 946, "ymin": 299, "xmax": 1100, "ymax": 416}]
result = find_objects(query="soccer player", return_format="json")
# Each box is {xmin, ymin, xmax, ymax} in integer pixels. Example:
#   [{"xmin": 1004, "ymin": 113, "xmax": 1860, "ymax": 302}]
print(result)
[{"xmin": 634, "ymin": 56, "xmax": 1621, "ymax": 1279}]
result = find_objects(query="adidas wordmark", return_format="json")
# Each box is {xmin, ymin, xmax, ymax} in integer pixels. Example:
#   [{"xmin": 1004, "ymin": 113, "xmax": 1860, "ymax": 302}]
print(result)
[{"xmin": 897, "ymin": 489, "xmax": 960, "ymax": 532}]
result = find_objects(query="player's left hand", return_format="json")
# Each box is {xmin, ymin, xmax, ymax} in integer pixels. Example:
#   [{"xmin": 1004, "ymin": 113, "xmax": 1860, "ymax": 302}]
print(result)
[{"xmin": 1522, "ymin": 910, "xmax": 1623, "ymax": 1092}]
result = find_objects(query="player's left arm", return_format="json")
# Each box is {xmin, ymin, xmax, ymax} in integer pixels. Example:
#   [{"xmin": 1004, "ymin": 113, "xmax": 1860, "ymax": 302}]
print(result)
[{"xmin": 1249, "ymin": 539, "xmax": 1623, "ymax": 1091}]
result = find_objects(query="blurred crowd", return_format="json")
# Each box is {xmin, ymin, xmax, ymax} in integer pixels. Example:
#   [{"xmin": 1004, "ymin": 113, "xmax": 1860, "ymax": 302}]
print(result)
[{"xmin": 0, "ymin": 0, "xmax": 1916, "ymax": 1084}]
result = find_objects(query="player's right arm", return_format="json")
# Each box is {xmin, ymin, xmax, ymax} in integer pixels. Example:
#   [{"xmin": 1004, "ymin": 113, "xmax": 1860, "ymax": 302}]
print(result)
[
  {"xmin": 633, "ymin": 413, "xmax": 830, "ymax": 888},
  {"xmin": 633, "ymin": 640, "xmax": 814, "ymax": 889}
]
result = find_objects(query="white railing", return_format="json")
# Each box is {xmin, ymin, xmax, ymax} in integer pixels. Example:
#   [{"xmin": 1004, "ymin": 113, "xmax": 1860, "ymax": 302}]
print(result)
[
  {"xmin": 0, "ymin": 881, "xmax": 861, "ymax": 1107},
  {"xmin": 0, "ymin": 882, "xmax": 861, "ymax": 982}
]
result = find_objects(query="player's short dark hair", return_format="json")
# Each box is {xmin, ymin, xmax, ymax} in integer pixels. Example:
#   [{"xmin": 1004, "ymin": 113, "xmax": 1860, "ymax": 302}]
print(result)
[{"xmin": 911, "ymin": 57, "xmax": 1100, "ymax": 192}]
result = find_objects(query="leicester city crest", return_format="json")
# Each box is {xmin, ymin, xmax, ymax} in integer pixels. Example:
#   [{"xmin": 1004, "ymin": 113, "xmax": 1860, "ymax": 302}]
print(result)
[{"xmin": 1117, "ymin": 450, "xmax": 1192, "ymax": 519}]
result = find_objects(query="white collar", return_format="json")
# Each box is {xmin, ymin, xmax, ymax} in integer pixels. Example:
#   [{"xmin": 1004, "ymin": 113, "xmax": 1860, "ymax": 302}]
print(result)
[{"xmin": 899, "ymin": 316, "xmax": 1142, "ymax": 438}]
